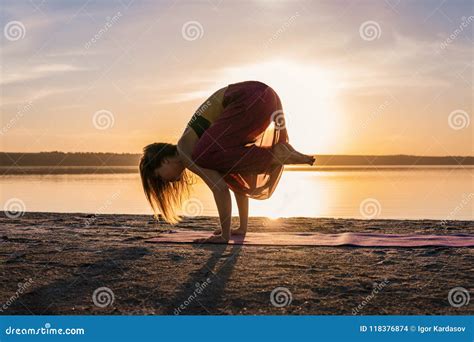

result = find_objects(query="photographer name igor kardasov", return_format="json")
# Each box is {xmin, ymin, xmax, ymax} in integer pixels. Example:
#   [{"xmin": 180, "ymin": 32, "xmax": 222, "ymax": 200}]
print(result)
[
  {"xmin": 417, "ymin": 325, "xmax": 466, "ymax": 334},
  {"xmin": 360, "ymin": 325, "xmax": 467, "ymax": 334}
]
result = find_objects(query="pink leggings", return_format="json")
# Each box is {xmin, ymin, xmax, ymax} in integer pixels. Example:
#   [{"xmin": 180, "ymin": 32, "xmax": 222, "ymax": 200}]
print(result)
[{"xmin": 191, "ymin": 81, "xmax": 287, "ymax": 174}]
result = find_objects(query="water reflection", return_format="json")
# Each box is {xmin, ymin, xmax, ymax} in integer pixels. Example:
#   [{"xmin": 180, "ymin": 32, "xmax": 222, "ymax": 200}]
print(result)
[{"xmin": 1, "ymin": 167, "xmax": 472, "ymax": 220}]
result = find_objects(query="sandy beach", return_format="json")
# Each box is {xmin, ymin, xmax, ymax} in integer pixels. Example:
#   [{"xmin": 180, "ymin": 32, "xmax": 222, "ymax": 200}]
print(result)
[{"xmin": 1, "ymin": 212, "xmax": 472, "ymax": 315}]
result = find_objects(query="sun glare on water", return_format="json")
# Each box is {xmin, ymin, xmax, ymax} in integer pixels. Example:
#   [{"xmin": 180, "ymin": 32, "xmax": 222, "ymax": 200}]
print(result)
[{"xmin": 218, "ymin": 60, "xmax": 342, "ymax": 154}]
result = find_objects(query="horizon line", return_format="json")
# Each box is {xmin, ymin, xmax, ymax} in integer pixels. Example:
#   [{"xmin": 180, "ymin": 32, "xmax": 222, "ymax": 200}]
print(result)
[{"xmin": 1, "ymin": 151, "xmax": 473, "ymax": 158}]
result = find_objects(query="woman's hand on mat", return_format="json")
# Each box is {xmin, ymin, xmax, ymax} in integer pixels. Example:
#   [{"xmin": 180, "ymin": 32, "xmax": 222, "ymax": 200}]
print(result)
[
  {"xmin": 213, "ymin": 227, "xmax": 247, "ymax": 236},
  {"xmin": 194, "ymin": 234, "xmax": 229, "ymax": 244}
]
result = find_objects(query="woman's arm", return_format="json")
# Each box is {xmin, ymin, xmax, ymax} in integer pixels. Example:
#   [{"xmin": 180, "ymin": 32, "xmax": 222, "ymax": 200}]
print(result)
[
  {"xmin": 177, "ymin": 140, "xmax": 231, "ymax": 242},
  {"xmin": 188, "ymin": 165, "xmax": 232, "ymax": 243},
  {"xmin": 211, "ymin": 185, "xmax": 232, "ymax": 241},
  {"xmin": 175, "ymin": 86, "xmax": 229, "ymax": 243}
]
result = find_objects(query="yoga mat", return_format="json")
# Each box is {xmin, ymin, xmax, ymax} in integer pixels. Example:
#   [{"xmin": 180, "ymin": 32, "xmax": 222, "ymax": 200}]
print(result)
[{"xmin": 146, "ymin": 230, "xmax": 474, "ymax": 247}]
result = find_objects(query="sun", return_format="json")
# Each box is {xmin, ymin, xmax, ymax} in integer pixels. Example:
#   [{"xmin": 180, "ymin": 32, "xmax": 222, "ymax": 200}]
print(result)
[{"xmin": 217, "ymin": 59, "xmax": 342, "ymax": 154}]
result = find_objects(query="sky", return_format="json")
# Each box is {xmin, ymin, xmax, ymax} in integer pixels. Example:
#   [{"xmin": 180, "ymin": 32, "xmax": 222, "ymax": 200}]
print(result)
[{"xmin": 0, "ymin": 0, "xmax": 472, "ymax": 155}]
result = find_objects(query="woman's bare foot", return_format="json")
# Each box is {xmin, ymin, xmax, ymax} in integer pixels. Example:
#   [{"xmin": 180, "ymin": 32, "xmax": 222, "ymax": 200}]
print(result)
[
  {"xmin": 273, "ymin": 142, "xmax": 315, "ymax": 165},
  {"xmin": 213, "ymin": 227, "xmax": 247, "ymax": 236}
]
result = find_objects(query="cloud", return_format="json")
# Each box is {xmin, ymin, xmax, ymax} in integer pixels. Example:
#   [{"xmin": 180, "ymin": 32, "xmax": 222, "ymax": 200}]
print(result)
[{"xmin": 1, "ymin": 63, "xmax": 87, "ymax": 86}]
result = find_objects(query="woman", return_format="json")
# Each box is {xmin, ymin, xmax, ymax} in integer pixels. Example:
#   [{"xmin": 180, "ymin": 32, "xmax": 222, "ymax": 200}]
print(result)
[{"xmin": 139, "ymin": 80, "xmax": 315, "ymax": 243}]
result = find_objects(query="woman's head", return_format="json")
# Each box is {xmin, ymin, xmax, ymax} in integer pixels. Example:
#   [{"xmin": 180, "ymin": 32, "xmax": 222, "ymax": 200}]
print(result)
[{"xmin": 139, "ymin": 143, "xmax": 190, "ymax": 224}]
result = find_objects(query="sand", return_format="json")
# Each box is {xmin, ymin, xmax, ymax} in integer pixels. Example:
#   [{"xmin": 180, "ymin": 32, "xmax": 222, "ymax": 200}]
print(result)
[{"xmin": 1, "ymin": 212, "xmax": 473, "ymax": 315}]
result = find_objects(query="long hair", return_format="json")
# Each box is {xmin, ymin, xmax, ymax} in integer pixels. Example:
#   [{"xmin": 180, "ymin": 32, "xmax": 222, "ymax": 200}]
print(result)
[{"xmin": 139, "ymin": 143, "xmax": 191, "ymax": 224}]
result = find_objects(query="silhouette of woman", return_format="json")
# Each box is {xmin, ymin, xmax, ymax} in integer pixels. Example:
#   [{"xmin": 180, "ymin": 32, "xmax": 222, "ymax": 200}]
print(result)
[{"xmin": 140, "ymin": 80, "xmax": 315, "ymax": 243}]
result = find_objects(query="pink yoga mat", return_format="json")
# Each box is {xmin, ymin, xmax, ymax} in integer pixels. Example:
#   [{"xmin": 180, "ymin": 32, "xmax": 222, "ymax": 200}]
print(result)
[{"xmin": 146, "ymin": 230, "xmax": 474, "ymax": 247}]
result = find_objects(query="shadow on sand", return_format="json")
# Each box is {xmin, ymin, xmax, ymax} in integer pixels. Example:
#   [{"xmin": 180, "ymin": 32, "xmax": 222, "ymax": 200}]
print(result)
[
  {"xmin": 164, "ymin": 244, "xmax": 242, "ymax": 314},
  {"xmin": 4, "ymin": 247, "xmax": 150, "ymax": 314}
]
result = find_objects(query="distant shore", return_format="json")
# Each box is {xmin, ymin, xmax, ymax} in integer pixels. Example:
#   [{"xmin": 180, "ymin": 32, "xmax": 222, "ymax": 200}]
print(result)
[
  {"xmin": 1, "ymin": 212, "xmax": 472, "ymax": 315},
  {"xmin": 1, "ymin": 165, "xmax": 472, "ymax": 175},
  {"xmin": 1, "ymin": 152, "xmax": 472, "ymax": 168}
]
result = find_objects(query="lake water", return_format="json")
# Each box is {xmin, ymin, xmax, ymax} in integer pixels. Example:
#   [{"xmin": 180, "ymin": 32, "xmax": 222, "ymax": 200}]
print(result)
[{"xmin": 1, "ymin": 166, "xmax": 472, "ymax": 220}]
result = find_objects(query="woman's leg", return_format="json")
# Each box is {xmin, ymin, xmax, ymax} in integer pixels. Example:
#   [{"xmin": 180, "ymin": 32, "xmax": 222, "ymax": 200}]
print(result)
[
  {"xmin": 195, "ymin": 144, "xmax": 275, "ymax": 173},
  {"xmin": 192, "ymin": 86, "xmax": 278, "ymax": 173},
  {"xmin": 272, "ymin": 142, "xmax": 316, "ymax": 166},
  {"xmin": 193, "ymin": 135, "xmax": 315, "ymax": 174},
  {"xmin": 234, "ymin": 191, "xmax": 249, "ymax": 233},
  {"xmin": 192, "ymin": 84, "xmax": 315, "ymax": 173}
]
